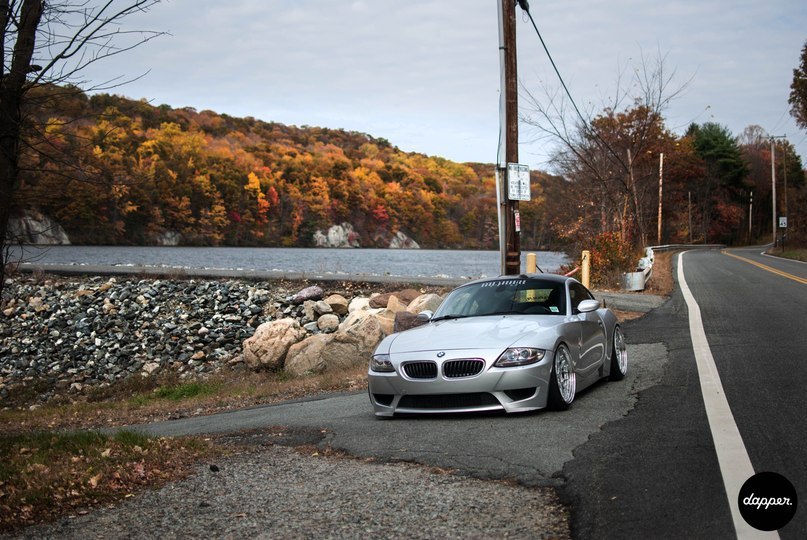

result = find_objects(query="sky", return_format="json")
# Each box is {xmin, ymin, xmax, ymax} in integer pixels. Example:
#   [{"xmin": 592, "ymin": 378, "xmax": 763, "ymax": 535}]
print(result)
[{"xmin": 76, "ymin": 0, "xmax": 807, "ymax": 171}]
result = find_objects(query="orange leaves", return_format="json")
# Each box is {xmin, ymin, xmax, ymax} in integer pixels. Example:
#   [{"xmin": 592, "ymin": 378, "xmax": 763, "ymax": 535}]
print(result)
[{"xmin": 17, "ymin": 90, "xmax": 514, "ymax": 249}]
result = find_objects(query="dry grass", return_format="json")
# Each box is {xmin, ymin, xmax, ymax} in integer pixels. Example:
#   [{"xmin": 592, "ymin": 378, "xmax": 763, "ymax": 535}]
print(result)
[
  {"xmin": 0, "ymin": 430, "xmax": 221, "ymax": 533},
  {"xmin": 644, "ymin": 251, "xmax": 674, "ymax": 297},
  {"xmin": 0, "ymin": 366, "xmax": 367, "ymax": 532},
  {"xmin": 0, "ymin": 366, "xmax": 368, "ymax": 435},
  {"xmin": 777, "ymin": 247, "xmax": 807, "ymax": 262}
]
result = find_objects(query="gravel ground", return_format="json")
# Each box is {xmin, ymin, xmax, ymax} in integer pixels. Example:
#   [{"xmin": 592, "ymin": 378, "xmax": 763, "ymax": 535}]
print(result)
[{"xmin": 8, "ymin": 444, "xmax": 569, "ymax": 539}]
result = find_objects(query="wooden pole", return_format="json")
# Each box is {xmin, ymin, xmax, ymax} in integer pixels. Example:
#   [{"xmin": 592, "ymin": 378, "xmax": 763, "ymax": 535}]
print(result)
[
  {"xmin": 657, "ymin": 153, "xmax": 663, "ymax": 245},
  {"xmin": 502, "ymin": 0, "xmax": 520, "ymax": 275}
]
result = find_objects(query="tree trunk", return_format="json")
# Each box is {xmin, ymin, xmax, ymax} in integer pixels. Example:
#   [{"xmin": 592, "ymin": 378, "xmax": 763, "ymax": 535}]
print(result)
[{"xmin": 0, "ymin": 0, "xmax": 45, "ymax": 298}]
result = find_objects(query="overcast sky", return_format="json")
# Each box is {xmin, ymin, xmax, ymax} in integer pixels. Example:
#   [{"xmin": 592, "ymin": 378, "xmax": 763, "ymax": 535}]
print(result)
[{"xmin": 80, "ymin": 0, "xmax": 807, "ymax": 170}]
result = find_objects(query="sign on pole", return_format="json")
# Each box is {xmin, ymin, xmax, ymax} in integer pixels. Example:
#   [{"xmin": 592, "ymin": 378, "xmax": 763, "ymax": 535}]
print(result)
[
  {"xmin": 779, "ymin": 217, "xmax": 787, "ymax": 228},
  {"xmin": 507, "ymin": 163, "xmax": 530, "ymax": 201}
]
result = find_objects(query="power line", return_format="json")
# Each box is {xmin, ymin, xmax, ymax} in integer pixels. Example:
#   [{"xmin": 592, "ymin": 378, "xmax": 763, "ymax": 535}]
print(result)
[{"xmin": 518, "ymin": 3, "xmax": 630, "ymax": 173}]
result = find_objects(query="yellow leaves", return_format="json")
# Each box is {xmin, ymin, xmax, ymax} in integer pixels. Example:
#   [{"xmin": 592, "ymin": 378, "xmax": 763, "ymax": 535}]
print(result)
[
  {"xmin": 88, "ymin": 473, "xmax": 103, "ymax": 488},
  {"xmin": 244, "ymin": 171, "xmax": 262, "ymax": 194}
]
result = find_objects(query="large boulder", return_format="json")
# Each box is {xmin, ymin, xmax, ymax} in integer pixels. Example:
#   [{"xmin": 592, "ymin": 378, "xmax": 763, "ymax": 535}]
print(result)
[
  {"xmin": 324, "ymin": 294, "xmax": 349, "ymax": 316},
  {"xmin": 394, "ymin": 311, "xmax": 425, "ymax": 333},
  {"xmin": 317, "ymin": 313, "xmax": 340, "ymax": 333},
  {"xmin": 285, "ymin": 333, "xmax": 364, "ymax": 376},
  {"xmin": 6, "ymin": 210, "xmax": 70, "ymax": 245},
  {"xmin": 374, "ymin": 308, "xmax": 397, "ymax": 335},
  {"xmin": 407, "ymin": 293, "xmax": 443, "ymax": 314},
  {"xmin": 369, "ymin": 289, "xmax": 421, "ymax": 309},
  {"xmin": 339, "ymin": 306, "xmax": 382, "ymax": 333},
  {"xmin": 388, "ymin": 230, "xmax": 420, "ymax": 249},
  {"xmin": 348, "ymin": 297, "xmax": 370, "ymax": 313},
  {"xmin": 242, "ymin": 318, "xmax": 306, "ymax": 371},
  {"xmin": 312, "ymin": 223, "xmax": 361, "ymax": 248},
  {"xmin": 343, "ymin": 313, "xmax": 386, "ymax": 357}
]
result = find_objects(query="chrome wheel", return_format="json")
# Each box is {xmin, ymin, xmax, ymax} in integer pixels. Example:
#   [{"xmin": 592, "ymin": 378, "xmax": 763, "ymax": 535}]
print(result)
[
  {"xmin": 609, "ymin": 326, "xmax": 628, "ymax": 381},
  {"xmin": 548, "ymin": 344, "xmax": 576, "ymax": 410}
]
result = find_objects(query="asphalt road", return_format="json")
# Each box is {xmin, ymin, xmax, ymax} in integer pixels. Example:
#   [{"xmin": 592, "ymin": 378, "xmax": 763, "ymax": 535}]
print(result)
[
  {"xmin": 562, "ymin": 247, "xmax": 806, "ymax": 539},
  {"xmin": 122, "ymin": 247, "xmax": 806, "ymax": 539}
]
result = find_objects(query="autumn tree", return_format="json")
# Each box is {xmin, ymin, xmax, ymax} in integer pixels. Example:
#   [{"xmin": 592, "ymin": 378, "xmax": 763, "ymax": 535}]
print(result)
[
  {"xmin": 687, "ymin": 122, "xmax": 748, "ymax": 243},
  {"xmin": 522, "ymin": 49, "xmax": 689, "ymax": 258},
  {"xmin": 1, "ymin": 0, "xmax": 163, "ymax": 297},
  {"xmin": 789, "ymin": 39, "xmax": 807, "ymax": 130}
]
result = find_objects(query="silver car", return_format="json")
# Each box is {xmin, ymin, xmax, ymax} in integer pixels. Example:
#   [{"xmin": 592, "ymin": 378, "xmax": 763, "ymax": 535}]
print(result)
[{"xmin": 368, "ymin": 274, "xmax": 627, "ymax": 416}]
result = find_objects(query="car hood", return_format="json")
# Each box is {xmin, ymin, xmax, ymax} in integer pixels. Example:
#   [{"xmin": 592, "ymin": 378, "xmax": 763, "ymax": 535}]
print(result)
[{"xmin": 387, "ymin": 315, "xmax": 562, "ymax": 354}]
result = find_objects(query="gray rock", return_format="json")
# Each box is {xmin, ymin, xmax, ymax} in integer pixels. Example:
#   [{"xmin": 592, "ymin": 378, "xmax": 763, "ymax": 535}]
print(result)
[
  {"xmin": 242, "ymin": 318, "xmax": 306, "ymax": 371},
  {"xmin": 290, "ymin": 285, "xmax": 324, "ymax": 305},
  {"xmin": 316, "ymin": 314, "xmax": 340, "ymax": 333}
]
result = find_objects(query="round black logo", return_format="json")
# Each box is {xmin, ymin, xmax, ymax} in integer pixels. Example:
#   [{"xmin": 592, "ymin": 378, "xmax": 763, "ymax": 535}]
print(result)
[{"xmin": 738, "ymin": 472, "xmax": 798, "ymax": 531}]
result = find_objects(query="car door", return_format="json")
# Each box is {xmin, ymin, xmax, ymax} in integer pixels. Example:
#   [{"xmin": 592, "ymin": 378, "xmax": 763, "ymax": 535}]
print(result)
[{"xmin": 569, "ymin": 282, "xmax": 606, "ymax": 375}]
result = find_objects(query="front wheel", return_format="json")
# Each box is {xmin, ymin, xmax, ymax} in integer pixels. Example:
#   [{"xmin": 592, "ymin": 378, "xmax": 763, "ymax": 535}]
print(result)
[
  {"xmin": 609, "ymin": 326, "xmax": 628, "ymax": 381},
  {"xmin": 547, "ymin": 344, "xmax": 576, "ymax": 410}
]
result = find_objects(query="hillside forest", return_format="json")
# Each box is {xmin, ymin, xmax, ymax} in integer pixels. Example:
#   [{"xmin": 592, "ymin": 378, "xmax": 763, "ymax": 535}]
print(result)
[{"xmin": 11, "ymin": 86, "xmax": 807, "ymax": 261}]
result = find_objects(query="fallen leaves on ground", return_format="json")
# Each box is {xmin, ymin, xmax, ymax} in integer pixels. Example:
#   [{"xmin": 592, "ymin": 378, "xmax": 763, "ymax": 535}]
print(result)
[{"xmin": 0, "ymin": 431, "xmax": 221, "ymax": 533}]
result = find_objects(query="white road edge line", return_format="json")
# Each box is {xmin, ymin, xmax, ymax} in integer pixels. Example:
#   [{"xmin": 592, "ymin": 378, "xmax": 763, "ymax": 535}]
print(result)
[{"xmin": 678, "ymin": 252, "xmax": 778, "ymax": 539}]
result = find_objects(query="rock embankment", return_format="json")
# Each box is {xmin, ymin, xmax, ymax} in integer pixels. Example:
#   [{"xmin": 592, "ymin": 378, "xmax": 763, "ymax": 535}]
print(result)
[{"xmin": 0, "ymin": 275, "xmax": 444, "ymax": 405}]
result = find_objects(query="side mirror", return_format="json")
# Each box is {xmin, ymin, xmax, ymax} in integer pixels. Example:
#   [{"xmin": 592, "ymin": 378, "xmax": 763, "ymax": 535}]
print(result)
[
  {"xmin": 577, "ymin": 299, "xmax": 601, "ymax": 313},
  {"xmin": 417, "ymin": 310, "xmax": 434, "ymax": 322}
]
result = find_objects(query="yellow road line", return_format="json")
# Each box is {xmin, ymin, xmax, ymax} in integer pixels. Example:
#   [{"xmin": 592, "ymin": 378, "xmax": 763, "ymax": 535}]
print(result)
[{"xmin": 723, "ymin": 250, "xmax": 807, "ymax": 285}]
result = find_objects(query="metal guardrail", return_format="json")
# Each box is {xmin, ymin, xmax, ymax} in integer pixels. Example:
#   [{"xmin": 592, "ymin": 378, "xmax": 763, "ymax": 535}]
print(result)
[
  {"xmin": 624, "ymin": 243, "xmax": 726, "ymax": 291},
  {"xmin": 647, "ymin": 244, "xmax": 726, "ymax": 252}
]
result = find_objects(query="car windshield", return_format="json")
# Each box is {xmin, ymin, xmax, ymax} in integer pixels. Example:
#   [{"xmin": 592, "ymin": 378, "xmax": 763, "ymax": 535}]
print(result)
[{"xmin": 432, "ymin": 278, "xmax": 566, "ymax": 320}]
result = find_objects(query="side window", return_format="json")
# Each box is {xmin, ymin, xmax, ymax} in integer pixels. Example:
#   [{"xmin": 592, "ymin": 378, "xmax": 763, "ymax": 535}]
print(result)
[{"xmin": 569, "ymin": 282, "xmax": 593, "ymax": 314}]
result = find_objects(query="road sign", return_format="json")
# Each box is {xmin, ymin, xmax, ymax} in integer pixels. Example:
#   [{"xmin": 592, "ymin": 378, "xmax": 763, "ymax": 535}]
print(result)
[
  {"xmin": 507, "ymin": 163, "xmax": 530, "ymax": 201},
  {"xmin": 779, "ymin": 216, "xmax": 787, "ymax": 228}
]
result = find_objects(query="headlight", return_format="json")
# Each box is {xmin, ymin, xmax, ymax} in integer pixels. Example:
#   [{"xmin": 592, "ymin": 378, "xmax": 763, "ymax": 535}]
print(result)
[
  {"xmin": 494, "ymin": 347, "xmax": 545, "ymax": 367},
  {"xmin": 370, "ymin": 353, "xmax": 395, "ymax": 372}
]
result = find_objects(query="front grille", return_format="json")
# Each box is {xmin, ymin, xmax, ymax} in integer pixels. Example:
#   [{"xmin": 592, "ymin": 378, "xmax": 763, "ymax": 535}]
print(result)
[
  {"xmin": 443, "ymin": 359, "xmax": 485, "ymax": 378},
  {"xmin": 403, "ymin": 361, "xmax": 437, "ymax": 379},
  {"xmin": 398, "ymin": 393, "xmax": 500, "ymax": 410}
]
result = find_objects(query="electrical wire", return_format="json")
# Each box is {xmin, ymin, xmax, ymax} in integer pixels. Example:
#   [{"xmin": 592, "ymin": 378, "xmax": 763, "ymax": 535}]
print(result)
[{"xmin": 517, "ymin": 2, "xmax": 630, "ymax": 173}]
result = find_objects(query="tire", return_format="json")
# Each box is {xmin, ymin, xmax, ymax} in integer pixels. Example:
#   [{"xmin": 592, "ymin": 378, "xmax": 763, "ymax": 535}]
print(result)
[
  {"xmin": 609, "ymin": 326, "xmax": 628, "ymax": 381},
  {"xmin": 547, "ymin": 344, "xmax": 576, "ymax": 410}
]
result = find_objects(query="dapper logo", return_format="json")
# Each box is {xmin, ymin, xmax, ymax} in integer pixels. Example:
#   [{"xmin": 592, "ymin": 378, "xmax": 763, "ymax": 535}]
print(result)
[{"xmin": 738, "ymin": 472, "xmax": 798, "ymax": 531}]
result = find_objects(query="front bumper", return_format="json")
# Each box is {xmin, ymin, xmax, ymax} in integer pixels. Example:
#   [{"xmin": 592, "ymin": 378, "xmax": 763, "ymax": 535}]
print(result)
[{"xmin": 367, "ymin": 349, "xmax": 554, "ymax": 416}]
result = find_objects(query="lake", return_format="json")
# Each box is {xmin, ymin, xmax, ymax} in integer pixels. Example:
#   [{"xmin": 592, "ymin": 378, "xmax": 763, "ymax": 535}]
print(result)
[{"xmin": 11, "ymin": 246, "xmax": 570, "ymax": 282}]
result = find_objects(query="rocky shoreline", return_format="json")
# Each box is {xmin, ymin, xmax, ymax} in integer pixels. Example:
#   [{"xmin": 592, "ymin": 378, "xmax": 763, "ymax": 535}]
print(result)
[{"xmin": 0, "ymin": 274, "xmax": 446, "ymax": 407}]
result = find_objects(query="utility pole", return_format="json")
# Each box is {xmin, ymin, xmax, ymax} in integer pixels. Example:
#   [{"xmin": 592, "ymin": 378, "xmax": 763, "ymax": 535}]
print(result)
[
  {"xmin": 749, "ymin": 191, "xmax": 753, "ymax": 240},
  {"xmin": 770, "ymin": 135, "xmax": 786, "ymax": 246},
  {"xmin": 657, "ymin": 153, "xmax": 664, "ymax": 245},
  {"xmin": 688, "ymin": 191, "xmax": 692, "ymax": 243},
  {"xmin": 771, "ymin": 138, "xmax": 777, "ymax": 246},
  {"xmin": 498, "ymin": 0, "xmax": 520, "ymax": 275}
]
